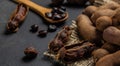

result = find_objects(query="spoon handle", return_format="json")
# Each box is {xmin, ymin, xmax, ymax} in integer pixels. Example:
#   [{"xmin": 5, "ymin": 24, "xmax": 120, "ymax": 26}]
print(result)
[{"xmin": 14, "ymin": 0, "xmax": 51, "ymax": 16}]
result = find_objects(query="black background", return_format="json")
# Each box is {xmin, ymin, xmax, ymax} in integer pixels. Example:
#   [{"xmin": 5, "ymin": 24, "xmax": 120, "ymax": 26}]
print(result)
[{"xmin": 0, "ymin": 0, "xmax": 84, "ymax": 66}]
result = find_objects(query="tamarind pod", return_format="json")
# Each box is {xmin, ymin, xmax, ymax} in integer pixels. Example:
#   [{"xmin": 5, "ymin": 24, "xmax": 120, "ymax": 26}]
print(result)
[
  {"xmin": 7, "ymin": 3, "xmax": 29, "ymax": 32},
  {"xmin": 48, "ymin": 26, "xmax": 72, "ymax": 53},
  {"xmin": 57, "ymin": 42, "xmax": 95, "ymax": 63}
]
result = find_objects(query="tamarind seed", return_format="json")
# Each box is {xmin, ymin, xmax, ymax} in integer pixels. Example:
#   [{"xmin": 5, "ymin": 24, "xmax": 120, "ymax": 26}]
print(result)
[
  {"xmin": 53, "ymin": 7, "xmax": 59, "ymax": 11},
  {"xmin": 45, "ymin": 7, "xmax": 66, "ymax": 20},
  {"xmin": 48, "ymin": 25, "xmax": 57, "ymax": 32},
  {"xmin": 53, "ymin": 14, "xmax": 62, "ymax": 20},
  {"xmin": 52, "ymin": 7, "xmax": 66, "ymax": 14},
  {"xmin": 60, "ymin": 31, "xmax": 67, "ymax": 39},
  {"xmin": 52, "ymin": 7, "xmax": 58, "ymax": 13},
  {"xmin": 8, "ymin": 21, "xmax": 18, "ymax": 31},
  {"xmin": 45, "ymin": 12, "xmax": 53, "ymax": 19},
  {"xmin": 57, "ymin": 9, "xmax": 65, "ymax": 14},
  {"xmin": 60, "ymin": 6, "xmax": 66, "ymax": 11},
  {"xmin": 61, "ymin": 13, "xmax": 66, "ymax": 18},
  {"xmin": 24, "ymin": 47, "xmax": 38, "ymax": 58},
  {"xmin": 31, "ymin": 24, "xmax": 39, "ymax": 32},
  {"xmin": 38, "ymin": 30, "xmax": 48, "ymax": 37}
]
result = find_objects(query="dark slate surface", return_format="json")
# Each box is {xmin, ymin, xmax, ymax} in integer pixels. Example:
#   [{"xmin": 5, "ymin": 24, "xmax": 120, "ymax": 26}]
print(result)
[{"xmin": 0, "ymin": 0, "xmax": 84, "ymax": 66}]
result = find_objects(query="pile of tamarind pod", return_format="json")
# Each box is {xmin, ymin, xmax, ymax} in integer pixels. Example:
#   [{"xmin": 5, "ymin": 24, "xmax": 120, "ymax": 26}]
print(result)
[
  {"xmin": 76, "ymin": 2, "xmax": 120, "ymax": 66},
  {"xmin": 51, "ymin": 0, "xmax": 95, "ymax": 6}
]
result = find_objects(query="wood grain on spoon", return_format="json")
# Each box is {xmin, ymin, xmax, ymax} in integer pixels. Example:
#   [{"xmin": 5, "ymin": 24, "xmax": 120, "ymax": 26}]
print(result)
[{"xmin": 13, "ymin": 0, "xmax": 68, "ymax": 23}]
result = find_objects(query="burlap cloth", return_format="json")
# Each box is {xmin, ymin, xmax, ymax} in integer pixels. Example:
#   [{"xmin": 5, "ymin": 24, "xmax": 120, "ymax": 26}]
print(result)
[{"xmin": 44, "ymin": 0, "xmax": 120, "ymax": 66}]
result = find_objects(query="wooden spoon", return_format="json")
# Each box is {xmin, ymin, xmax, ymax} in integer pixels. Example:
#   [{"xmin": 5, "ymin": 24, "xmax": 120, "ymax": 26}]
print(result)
[{"xmin": 13, "ymin": 0, "xmax": 68, "ymax": 23}]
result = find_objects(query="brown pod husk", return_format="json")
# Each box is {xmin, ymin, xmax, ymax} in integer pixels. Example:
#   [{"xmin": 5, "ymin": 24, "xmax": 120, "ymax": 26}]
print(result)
[
  {"xmin": 103, "ymin": 26, "xmax": 120, "ymax": 46},
  {"xmin": 96, "ymin": 16, "xmax": 112, "ymax": 32},
  {"xmin": 7, "ymin": 3, "xmax": 29, "ymax": 32},
  {"xmin": 48, "ymin": 26, "xmax": 72, "ymax": 53},
  {"xmin": 76, "ymin": 14, "xmax": 102, "ymax": 47},
  {"xmin": 82, "ymin": 6, "xmax": 98, "ymax": 17},
  {"xmin": 112, "ymin": 7, "xmax": 120, "ymax": 26},
  {"xmin": 92, "ymin": 48, "xmax": 109, "ymax": 63},
  {"xmin": 91, "ymin": 9, "xmax": 116, "ymax": 24},
  {"xmin": 57, "ymin": 42, "xmax": 95, "ymax": 63},
  {"xmin": 99, "ymin": 2, "xmax": 120, "ymax": 10}
]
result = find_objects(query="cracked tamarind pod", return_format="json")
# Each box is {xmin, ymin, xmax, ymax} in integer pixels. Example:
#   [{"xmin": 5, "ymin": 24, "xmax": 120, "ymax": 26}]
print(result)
[
  {"xmin": 57, "ymin": 42, "xmax": 95, "ymax": 63},
  {"xmin": 7, "ymin": 3, "xmax": 29, "ymax": 32},
  {"xmin": 48, "ymin": 26, "xmax": 72, "ymax": 53}
]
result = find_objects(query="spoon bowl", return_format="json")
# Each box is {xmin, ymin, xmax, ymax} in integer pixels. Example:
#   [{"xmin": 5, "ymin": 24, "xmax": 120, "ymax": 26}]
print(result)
[{"xmin": 14, "ymin": 0, "xmax": 68, "ymax": 23}]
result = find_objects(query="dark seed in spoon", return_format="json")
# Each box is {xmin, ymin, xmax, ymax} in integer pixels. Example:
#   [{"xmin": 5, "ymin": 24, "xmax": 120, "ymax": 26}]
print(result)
[
  {"xmin": 45, "ymin": 12, "xmax": 53, "ymax": 19},
  {"xmin": 48, "ymin": 25, "xmax": 57, "ymax": 32},
  {"xmin": 52, "ymin": 7, "xmax": 57, "ymax": 12},
  {"xmin": 52, "ymin": 7, "xmax": 60, "ymax": 14},
  {"xmin": 45, "ymin": 7, "xmax": 67, "ymax": 20},
  {"xmin": 53, "ymin": 14, "xmax": 62, "ymax": 20},
  {"xmin": 60, "ymin": 6, "xmax": 66, "ymax": 11},
  {"xmin": 53, "ymin": 7, "xmax": 58, "ymax": 11},
  {"xmin": 61, "ymin": 13, "xmax": 66, "ymax": 18},
  {"xmin": 57, "ymin": 9, "xmax": 65, "ymax": 14}
]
